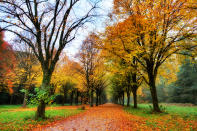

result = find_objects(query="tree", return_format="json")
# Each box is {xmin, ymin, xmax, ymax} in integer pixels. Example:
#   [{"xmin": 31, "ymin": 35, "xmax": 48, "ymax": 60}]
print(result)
[
  {"xmin": 0, "ymin": 0, "xmax": 99, "ymax": 119},
  {"xmin": 110, "ymin": 74, "xmax": 125, "ymax": 105},
  {"xmin": 101, "ymin": 0, "xmax": 197, "ymax": 112},
  {"xmin": 77, "ymin": 33, "xmax": 100, "ymax": 107},
  {"xmin": 49, "ymin": 54, "xmax": 84, "ymax": 105},
  {"xmin": 14, "ymin": 50, "xmax": 41, "ymax": 108},
  {"xmin": 108, "ymin": 58, "xmax": 142, "ymax": 107},
  {"xmin": 12, "ymin": 40, "xmax": 41, "ymax": 107},
  {"xmin": 172, "ymin": 58, "xmax": 197, "ymax": 104},
  {"xmin": 93, "ymin": 58, "xmax": 108, "ymax": 106}
]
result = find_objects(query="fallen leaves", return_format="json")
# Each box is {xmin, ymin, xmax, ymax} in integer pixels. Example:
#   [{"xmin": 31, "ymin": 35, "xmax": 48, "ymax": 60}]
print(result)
[{"xmin": 34, "ymin": 104, "xmax": 197, "ymax": 131}]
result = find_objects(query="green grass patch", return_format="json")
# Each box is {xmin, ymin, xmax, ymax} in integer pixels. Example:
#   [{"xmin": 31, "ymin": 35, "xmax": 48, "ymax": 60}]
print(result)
[
  {"xmin": 125, "ymin": 104, "xmax": 197, "ymax": 119},
  {"xmin": 0, "ymin": 107, "xmax": 83, "ymax": 131},
  {"xmin": 0, "ymin": 105, "xmax": 22, "ymax": 113},
  {"xmin": 124, "ymin": 104, "xmax": 197, "ymax": 130}
]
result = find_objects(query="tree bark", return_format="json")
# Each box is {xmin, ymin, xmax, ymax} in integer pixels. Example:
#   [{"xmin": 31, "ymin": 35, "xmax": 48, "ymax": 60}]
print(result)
[
  {"xmin": 96, "ymin": 90, "xmax": 98, "ymax": 106},
  {"xmin": 35, "ymin": 100, "xmax": 46, "ymax": 119},
  {"xmin": 148, "ymin": 68, "xmax": 161, "ymax": 112},
  {"xmin": 122, "ymin": 92, "xmax": 125, "ymax": 106},
  {"xmin": 118, "ymin": 97, "xmax": 121, "ymax": 105},
  {"xmin": 132, "ymin": 89, "xmax": 137, "ymax": 108},
  {"xmin": 98, "ymin": 92, "xmax": 102, "ymax": 105},
  {"xmin": 62, "ymin": 91, "xmax": 67, "ymax": 106},
  {"xmin": 75, "ymin": 91, "xmax": 79, "ymax": 105},
  {"xmin": 150, "ymin": 81, "xmax": 160, "ymax": 112},
  {"xmin": 10, "ymin": 94, "xmax": 13, "ymax": 105},
  {"xmin": 35, "ymin": 70, "xmax": 52, "ymax": 119},
  {"xmin": 22, "ymin": 90, "xmax": 28, "ymax": 108},
  {"xmin": 126, "ymin": 91, "xmax": 130, "ymax": 107},
  {"xmin": 70, "ymin": 91, "xmax": 74, "ymax": 105},
  {"xmin": 90, "ymin": 89, "xmax": 93, "ymax": 107}
]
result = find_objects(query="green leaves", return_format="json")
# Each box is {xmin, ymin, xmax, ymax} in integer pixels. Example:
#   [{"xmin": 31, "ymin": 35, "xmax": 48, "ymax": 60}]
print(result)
[{"xmin": 29, "ymin": 86, "xmax": 56, "ymax": 105}]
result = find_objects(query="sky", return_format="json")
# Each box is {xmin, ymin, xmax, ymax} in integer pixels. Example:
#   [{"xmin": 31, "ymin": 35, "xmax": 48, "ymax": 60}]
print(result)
[
  {"xmin": 63, "ymin": 0, "xmax": 113, "ymax": 59},
  {"xmin": 4, "ymin": 0, "xmax": 113, "ymax": 60}
]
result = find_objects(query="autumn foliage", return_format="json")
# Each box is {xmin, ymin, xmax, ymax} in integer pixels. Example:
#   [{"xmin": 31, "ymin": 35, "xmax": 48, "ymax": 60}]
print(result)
[
  {"xmin": 99, "ymin": 0, "xmax": 197, "ymax": 112},
  {"xmin": 0, "ymin": 31, "xmax": 16, "ymax": 94}
]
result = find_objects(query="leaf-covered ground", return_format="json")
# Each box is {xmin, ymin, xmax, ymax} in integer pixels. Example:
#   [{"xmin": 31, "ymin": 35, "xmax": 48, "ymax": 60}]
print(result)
[
  {"xmin": 34, "ymin": 103, "xmax": 149, "ymax": 131},
  {"xmin": 34, "ymin": 103, "xmax": 197, "ymax": 131},
  {"xmin": 0, "ymin": 104, "xmax": 196, "ymax": 130}
]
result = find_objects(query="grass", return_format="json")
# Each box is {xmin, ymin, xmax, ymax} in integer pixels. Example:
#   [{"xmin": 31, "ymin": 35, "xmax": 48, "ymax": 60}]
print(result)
[
  {"xmin": 0, "ymin": 105, "xmax": 22, "ymax": 113},
  {"xmin": 0, "ymin": 105, "xmax": 83, "ymax": 131},
  {"xmin": 125, "ymin": 104, "xmax": 197, "ymax": 119},
  {"xmin": 0, "ymin": 103, "xmax": 74, "ymax": 113},
  {"xmin": 124, "ymin": 103, "xmax": 197, "ymax": 130}
]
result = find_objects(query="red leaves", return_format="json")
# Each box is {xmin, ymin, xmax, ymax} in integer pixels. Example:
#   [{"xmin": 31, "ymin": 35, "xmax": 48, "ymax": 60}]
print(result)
[
  {"xmin": 0, "ymin": 30, "xmax": 16, "ymax": 92},
  {"xmin": 0, "ymin": 31, "xmax": 15, "ymax": 71}
]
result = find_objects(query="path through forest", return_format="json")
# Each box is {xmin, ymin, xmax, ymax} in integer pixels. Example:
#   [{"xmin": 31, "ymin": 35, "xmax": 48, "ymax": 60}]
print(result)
[{"xmin": 34, "ymin": 103, "xmax": 150, "ymax": 131}]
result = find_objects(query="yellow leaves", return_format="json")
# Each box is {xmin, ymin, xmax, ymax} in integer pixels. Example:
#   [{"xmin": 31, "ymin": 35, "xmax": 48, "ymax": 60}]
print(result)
[
  {"xmin": 50, "ymin": 55, "xmax": 85, "ymax": 93},
  {"xmin": 157, "ymin": 55, "xmax": 179, "ymax": 84}
]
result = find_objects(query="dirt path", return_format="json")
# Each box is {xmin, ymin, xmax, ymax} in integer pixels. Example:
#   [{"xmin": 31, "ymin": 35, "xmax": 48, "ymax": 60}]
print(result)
[{"xmin": 34, "ymin": 103, "xmax": 149, "ymax": 131}]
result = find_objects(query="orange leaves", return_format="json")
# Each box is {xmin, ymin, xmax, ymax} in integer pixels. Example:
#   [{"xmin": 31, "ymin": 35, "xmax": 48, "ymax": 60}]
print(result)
[
  {"xmin": 0, "ymin": 30, "xmax": 16, "ymax": 92},
  {"xmin": 102, "ymin": 0, "xmax": 197, "ymax": 79}
]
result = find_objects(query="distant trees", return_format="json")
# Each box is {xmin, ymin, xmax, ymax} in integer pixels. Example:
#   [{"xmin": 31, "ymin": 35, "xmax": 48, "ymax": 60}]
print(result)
[
  {"xmin": 110, "ymin": 74, "xmax": 125, "ymax": 106},
  {"xmin": 49, "ymin": 55, "xmax": 83, "ymax": 106},
  {"xmin": 14, "ymin": 51, "xmax": 41, "ymax": 107},
  {"xmin": 60, "ymin": 81, "xmax": 72, "ymax": 106},
  {"xmin": 109, "ymin": 58, "xmax": 142, "ymax": 108},
  {"xmin": 13, "ymin": 42, "xmax": 41, "ymax": 108},
  {"xmin": 140, "ymin": 58, "xmax": 197, "ymax": 105},
  {"xmin": 172, "ymin": 59, "xmax": 197, "ymax": 104},
  {"xmin": 77, "ymin": 33, "xmax": 107, "ymax": 107}
]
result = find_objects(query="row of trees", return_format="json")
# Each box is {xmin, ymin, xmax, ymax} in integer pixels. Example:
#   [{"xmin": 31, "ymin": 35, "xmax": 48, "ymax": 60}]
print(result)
[
  {"xmin": 77, "ymin": 33, "xmax": 108, "ymax": 107},
  {"xmin": 0, "ymin": 29, "xmax": 108, "ymax": 116},
  {"xmin": 0, "ymin": 0, "xmax": 101, "ymax": 119},
  {"xmin": 0, "ymin": 0, "xmax": 196, "ymax": 119},
  {"xmin": 98, "ymin": 0, "xmax": 197, "ymax": 112}
]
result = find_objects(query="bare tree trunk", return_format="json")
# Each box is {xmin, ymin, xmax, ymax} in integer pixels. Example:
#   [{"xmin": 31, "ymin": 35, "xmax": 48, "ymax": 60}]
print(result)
[
  {"xmin": 80, "ymin": 95, "xmax": 83, "ymax": 105},
  {"xmin": 96, "ymin": 90, "xmax": 98, "ymax": 106},
  {"xmin": 132, "ymin": 89, "xmax": 137, "ymax": 108},
  {"xmin": 36, "ymin": 100, "xmax": 46, "ymax": 119},
  {"xmin": 122, "ymin": 92, "xmax": 125, "ymax": 106},
  {"xmin": 150, "ymin": 81, "xmax": 160, "ymax": 112},
  {"xmin": 148, "ymin": 67, "xmax": 161, "ymax": 112},
  {"xmin": 126, "ymin": 91, "xmax": 130, "ymax": 107},
  {"xmin": 70, "ymin": 91, "xmax": 74, "ymax": 105},
  {"xmin": 22, "ymin": 91, "xmax": 28, "ymax": 108},
  {"xmin": 90, "ymin": 89, "xmax": 93, "ymax": 107},
  {"xmin": 118, "ymin": 97, "xmax": 121, "ymax": 105},
  {"xmin": 98, "ymin": 91, "xmax": 102, "ymax": 105},
  {"xmin": 75, "ymin": 91, "xmax": 79, "ymax": 105},
  {"xmin": 62, "ymin": 91, "xmax": 67, "ymax": 106},
  {"xmin": 10, "ymin": 94, "xmax": 13, "ymax": 105}
]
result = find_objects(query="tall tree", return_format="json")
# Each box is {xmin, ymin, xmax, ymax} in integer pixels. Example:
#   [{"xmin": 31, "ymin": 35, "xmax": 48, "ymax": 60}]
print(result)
[
  {"xmin": 77, "ymin": 33, "xmax": 100, "ymax": 107},
  {"xmin": 0, "ymin": 0, "xmax": 99, "ymax": 119}
]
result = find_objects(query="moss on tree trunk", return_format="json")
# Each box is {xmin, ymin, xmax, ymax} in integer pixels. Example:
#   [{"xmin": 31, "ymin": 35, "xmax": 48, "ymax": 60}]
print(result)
[{"xmin": 35, "ymin": 71, "xmax": 51, "ymax": 120}]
